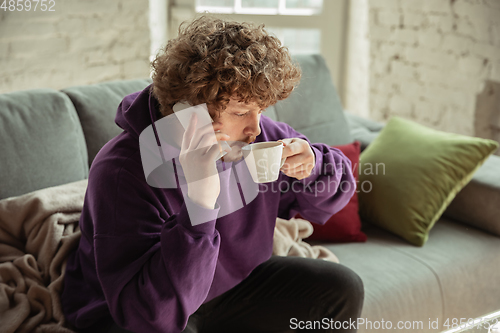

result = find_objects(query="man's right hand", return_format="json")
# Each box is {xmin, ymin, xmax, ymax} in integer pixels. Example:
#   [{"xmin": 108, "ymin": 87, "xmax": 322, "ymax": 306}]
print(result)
[{"xmin": 179, "ymin": 113, "xmax": 230, "ymax": 209}]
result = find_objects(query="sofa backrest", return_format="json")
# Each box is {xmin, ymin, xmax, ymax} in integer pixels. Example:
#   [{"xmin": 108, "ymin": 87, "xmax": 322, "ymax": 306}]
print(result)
[
  {"xmin": 62, "ymin": 79, "xmax": 152, "ymax": 165},
  {"xmin": 0, "ymin": 54, "xmax": 352, "ymax": 200},
  {"xmin": 0, "ymin": 89, "xmax": 88, "ymax": 200},
  {"xmin": 267, "ymin": 54, "xmax": 353, "ymax": 146}
]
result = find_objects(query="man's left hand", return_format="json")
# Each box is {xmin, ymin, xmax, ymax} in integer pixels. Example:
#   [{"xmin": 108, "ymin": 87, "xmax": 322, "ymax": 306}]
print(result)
[{"xmin": 278, "ymin": 138, "xmax": 316, "ymax": 180}]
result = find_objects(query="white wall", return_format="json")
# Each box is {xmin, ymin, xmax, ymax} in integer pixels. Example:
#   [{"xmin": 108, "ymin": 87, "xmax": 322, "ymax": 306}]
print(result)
[
  {"xmin": 0, "ymin": 0, "xmax": 151, "ymax": 93},
  {"xmin": 345, "ymin": 0, "xmax": 500, "ymax": 140}
]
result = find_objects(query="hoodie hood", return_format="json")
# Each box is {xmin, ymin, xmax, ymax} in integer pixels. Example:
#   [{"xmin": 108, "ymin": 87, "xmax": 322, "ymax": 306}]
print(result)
[{"xmin": 115, "ymin": 84, "xmax": 161, "ymax": 140}]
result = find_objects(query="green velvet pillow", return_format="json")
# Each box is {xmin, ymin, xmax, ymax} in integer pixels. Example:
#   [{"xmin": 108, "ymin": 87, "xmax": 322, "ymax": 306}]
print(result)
[{"xmin": 358, "ymin": 116, "xmax": 499, "ymax": 246}]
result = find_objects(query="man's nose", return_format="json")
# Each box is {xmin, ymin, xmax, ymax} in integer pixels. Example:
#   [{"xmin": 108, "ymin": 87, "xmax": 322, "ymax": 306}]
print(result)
[{"xmin": 244, "ymin": 112, "xmax": 261, "ymax": 137}]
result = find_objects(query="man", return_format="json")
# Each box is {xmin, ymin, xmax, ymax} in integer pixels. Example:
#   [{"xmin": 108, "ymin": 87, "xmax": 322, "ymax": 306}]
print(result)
[{"xmin": 61, "ymin": 15, "xmax": 364, "ymax": 333}]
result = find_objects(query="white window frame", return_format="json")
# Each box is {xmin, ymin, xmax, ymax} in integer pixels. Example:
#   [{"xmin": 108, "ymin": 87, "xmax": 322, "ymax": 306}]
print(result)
[{"xmin": 196, "ymin": 0, "xmax": 322, "ymax": 16}]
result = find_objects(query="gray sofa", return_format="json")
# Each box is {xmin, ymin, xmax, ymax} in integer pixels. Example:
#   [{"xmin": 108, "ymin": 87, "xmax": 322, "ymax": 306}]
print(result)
[{"xmin": 1, "ymin": 54, "xmax": 499, "ymax": 333}]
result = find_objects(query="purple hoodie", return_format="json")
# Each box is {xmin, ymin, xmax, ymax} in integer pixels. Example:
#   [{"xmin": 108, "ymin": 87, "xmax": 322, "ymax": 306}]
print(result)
[{"xmin": 61, "ymin": 85, "xmax": 356, "ymax": 333}]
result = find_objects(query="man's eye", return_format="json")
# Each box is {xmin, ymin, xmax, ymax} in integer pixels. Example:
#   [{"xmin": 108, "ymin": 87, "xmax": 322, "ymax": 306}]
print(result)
[{"xmin": 235, "ymin": 110, "xmax": 263, "ymax": 117}]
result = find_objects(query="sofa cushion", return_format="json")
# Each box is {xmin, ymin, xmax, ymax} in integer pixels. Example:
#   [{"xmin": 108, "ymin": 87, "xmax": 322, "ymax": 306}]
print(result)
[
  {"xmin": 358, "ymin": 116, "xmax": 498, "ymax": 246},
  {"xmin": 318, "ymin": 216, "xmax": 500, "ymax": 332},
  {"xmin": 269, "ymin": 54, "xmax": 353, "ymax": 146},
  {"xmin": 0, "ymin": 89, "xmax": 88, "ymax": 200},
  {"xmin": 344, "ymin": 111, "xmax": 500, "ymax": 237},
  {"xmin": 301, "ymin": 141, "xmax": 367, "ymax": 243},
  {"xmin": 62, "ymin": 79, "xmax": 152, "ymax": 165}
]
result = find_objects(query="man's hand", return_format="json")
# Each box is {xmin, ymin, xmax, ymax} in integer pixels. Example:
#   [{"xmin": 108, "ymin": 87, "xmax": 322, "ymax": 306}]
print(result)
[
  {"xmin": 277, "ymin": 138, "xmax": 316, "ymax": 180},
  {"xmin": 179, "ymin": 113, "xmax": 230, "ymax": 209}
]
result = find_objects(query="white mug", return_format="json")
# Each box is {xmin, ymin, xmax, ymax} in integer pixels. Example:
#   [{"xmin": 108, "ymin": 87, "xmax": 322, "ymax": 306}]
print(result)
[{"xmin": 242, "ymin": 142, "xmax": 286, "ymax": 183}]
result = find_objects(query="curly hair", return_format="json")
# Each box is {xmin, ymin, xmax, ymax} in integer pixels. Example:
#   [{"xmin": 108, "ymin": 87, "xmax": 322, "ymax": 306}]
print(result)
[{"xmin": 151, "ymin": 15, "xmax": 302, "ymax": 118}]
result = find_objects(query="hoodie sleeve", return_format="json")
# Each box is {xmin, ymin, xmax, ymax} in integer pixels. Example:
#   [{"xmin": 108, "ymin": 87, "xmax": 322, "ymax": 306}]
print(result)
[
  {"xmin": 277, "ymin": 124, "xmax": 356, "ymax": 225},
  {"xmin": 90, "ymin": 159, "xmax": 220, "ymax": 333}
]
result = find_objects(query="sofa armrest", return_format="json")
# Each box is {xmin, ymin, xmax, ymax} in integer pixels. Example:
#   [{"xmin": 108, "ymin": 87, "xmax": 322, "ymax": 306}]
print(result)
[
  {"xmin": 344, "ymin": 111, "xmax": 385, "ymax": 151},
  {"xmin": 444, "ymin": 154, "xmax": 500, "ymax": 237}
]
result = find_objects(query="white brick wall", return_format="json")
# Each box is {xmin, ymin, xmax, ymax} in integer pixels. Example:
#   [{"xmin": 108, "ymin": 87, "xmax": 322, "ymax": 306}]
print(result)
[
  {"xmin": 345, "ymin": 0, "xmax": 500, "ymax": 143},
  {"xmin": 0, "ymin": 0, "xmax": 151, "ymax": 93}
]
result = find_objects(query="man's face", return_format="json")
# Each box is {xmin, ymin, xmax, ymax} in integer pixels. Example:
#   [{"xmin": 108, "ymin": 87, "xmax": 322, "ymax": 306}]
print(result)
[
  {"xmin": 209, "ymin": 97, "xmax": 263, "ymax": 162},
  {"xmin": 210, "ymin": 97, "xmax": 262, "ymax": 144}
]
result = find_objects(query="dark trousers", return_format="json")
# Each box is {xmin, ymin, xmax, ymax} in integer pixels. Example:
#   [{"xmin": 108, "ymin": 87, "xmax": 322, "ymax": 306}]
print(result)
[
  {"xmin": 181, "ymin": 255, "xmax": 364, "ymax": 333},
  {"xmin": 87, "ymin": 255, "xmax": 364, "ymax": 333}
]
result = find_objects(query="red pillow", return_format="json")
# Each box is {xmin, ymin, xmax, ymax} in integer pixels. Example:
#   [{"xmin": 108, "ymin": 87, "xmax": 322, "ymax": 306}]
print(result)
[{"xmin": 297, "ymin": 141, "xmax": 367, "ymax": 243}]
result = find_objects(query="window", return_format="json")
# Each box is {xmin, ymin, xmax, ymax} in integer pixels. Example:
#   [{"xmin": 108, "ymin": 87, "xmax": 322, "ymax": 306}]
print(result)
[
  {"xmin": 195, "ymin": 0, "xmax": 322, "ymax": 55},
  {"xmin": 266, "ymin": 27, "xmax": 321, "ymax": 55},
  {"xmin": 170, "ymin": 0, "xmax": 348, "ymax": 100},
  {"xmin": 196, "ymin": 0, "xmax": 323, "ymax": 16}
]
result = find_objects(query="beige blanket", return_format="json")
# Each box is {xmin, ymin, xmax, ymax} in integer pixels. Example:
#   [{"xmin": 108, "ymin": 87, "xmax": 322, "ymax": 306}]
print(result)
[
  {"xmin": 273, "ymin": 217, "xmax": 339, "ymax": 263},
  {"xmin": 0, "ymin": 180, "xmax": 86, "ymax": 333},
  {"xmin": 0, "ymin": 180, "xmax": 338, "ymax": 333}
]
